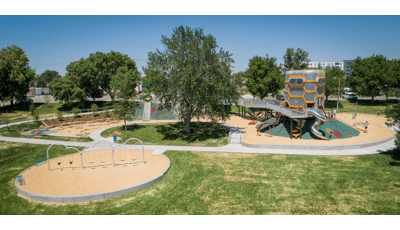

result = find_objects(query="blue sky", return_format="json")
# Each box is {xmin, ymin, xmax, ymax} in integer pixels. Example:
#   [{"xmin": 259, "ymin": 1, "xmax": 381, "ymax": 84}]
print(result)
[{"xmin": 1, "ymin": 15, "xmax": 400, "ymax": 77}]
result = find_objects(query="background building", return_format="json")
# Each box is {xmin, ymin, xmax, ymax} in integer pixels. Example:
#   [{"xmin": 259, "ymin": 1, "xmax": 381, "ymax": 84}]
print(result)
[{"xmin": 306, "ymin": 60, "xmax": 354, "ymax": 76}]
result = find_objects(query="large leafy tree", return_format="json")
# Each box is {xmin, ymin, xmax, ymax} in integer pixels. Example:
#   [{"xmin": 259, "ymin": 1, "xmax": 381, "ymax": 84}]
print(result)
[
  {"xmin": 88, "ymin": 51, "xmax": 138, "ymax": 103},
  {"xmin": 324, "ymin": 66, "xmax": 345, "ymax": 101},
  {"xmin": 111, "ymin": 66, "xmax": 141, "ymax": 130},
  {"xmin": 49, "ymin": 77, "xmax": 76, "ymax": 104},
  {"xmin": 35, "ymin": 70, "xmax": 61, "ymax": 87},
  {"xmin": 283, "ymin": 47, "xmax": 309, "ymax": 70},
  {"xmin": 387, "ymin": 59, "xmax": 400, "ymax": 99},
  {"xmin": 349, "ymin": 55, "xmax": 389, "ymax": 101},
  {"xmin": 65, "ymin": 59, "xmax": 103, "ymax": 102},
  {"xmin": 0, "ymin": 45, "xmax": 36, "ymax": 104},
  {"xmin": 245, "ymin": 55, "xmax": 284, "ymax": 99},
  {"xmin": 143, "ymin": 25, "xmax": 241, "ymax": 133}
]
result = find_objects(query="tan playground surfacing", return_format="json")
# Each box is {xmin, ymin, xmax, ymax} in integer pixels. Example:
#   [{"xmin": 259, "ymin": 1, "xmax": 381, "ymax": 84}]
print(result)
[
  {"xmin": 19, "ymin": 149, "xmax": 169, "ymax": 196},
  {"xmin": 227, "ymin": 113, "xmax": 394, "ymax": 146},
  {"xmin": 52, "ymin": 113, "xmax": 393, "ymax": 146}
]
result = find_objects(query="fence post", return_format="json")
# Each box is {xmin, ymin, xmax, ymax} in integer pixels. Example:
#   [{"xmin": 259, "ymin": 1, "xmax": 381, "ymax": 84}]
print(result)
[{"xmin": 270, "ymin": 126, "xmax": 272, "ymax": 137}]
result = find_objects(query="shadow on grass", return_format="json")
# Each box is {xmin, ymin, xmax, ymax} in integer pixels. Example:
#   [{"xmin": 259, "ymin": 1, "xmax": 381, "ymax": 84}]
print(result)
[
  {"xmin": 0, "ymin": 102, "xmax": 44, "ymax": 113},
  {"xmin": 380, "ymin": 147, "xmax": 400, "ymax": 167},
  {"xmin": 155, "ymin": 122, "xmax": 229, "ymax": 143}
]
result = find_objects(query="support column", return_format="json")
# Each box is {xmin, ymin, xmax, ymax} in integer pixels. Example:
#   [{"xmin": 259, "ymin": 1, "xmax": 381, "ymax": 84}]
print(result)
[
  {"xmin": 290, "ymin": 118, "xmax": 293, "ymax": 139},
  {"xmin": 300, "ymin": 119, "xmax": 303, "ymax": 139}
]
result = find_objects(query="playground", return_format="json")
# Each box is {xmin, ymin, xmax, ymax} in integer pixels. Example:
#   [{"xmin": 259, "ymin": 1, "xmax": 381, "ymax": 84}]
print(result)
[{"xmin": 16, "ymin": 140, "xmax": 169, "ymax": 202}]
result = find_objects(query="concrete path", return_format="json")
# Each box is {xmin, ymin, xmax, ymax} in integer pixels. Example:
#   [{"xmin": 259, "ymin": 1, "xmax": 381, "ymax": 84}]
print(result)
[{"xmin": 1, "ymin": 115, "xmax": 398, "ymax": 156}]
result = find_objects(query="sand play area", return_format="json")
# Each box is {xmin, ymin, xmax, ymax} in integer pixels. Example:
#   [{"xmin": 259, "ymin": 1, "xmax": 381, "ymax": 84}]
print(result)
[
  {"xmin": 226, "ymin": 113, "xmax": 394, "ymax": 146},
  {"xmin": 19, "ymin": 149, "xmax": 169, "ymax": 196},
  {"xmin": 52, "ymin": 112, "xmax": 393, "ymax": 147}
]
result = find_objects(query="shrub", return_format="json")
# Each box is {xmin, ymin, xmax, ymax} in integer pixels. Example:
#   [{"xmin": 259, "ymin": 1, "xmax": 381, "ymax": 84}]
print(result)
[
  {"xmin": 29, "ymin": 103, "xmax": 35, "ymax": 116},
  {"xmin": 91, "ymin": 103, "xmax": 98, "ymax": 114},
  {"xmin": 104, "ymin": 109, "xmax": 110, "ymax": 118},
  {"xmin": 33, "ymin": 111, "xmax": 40, "ymax": 122},
  {"xmin": 56, "ymin": 111, "xmax": 63, "ymax": 120},
  {"xmin": 72, "ymin": 107, "xmax": 80, "ymax": 117}
]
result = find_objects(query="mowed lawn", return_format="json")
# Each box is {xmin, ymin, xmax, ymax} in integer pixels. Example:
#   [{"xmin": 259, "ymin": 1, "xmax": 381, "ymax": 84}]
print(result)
[
  {"xmin": 0, "ymin": 121, "xmax": 93, "ymax": 142},
  {"xmin": 101, "ymin": 122, "xmax": 229, "ymax": 147},
  {"xmin": 1, "ymin": 142, "xmax": 400, "ymax": 214}
]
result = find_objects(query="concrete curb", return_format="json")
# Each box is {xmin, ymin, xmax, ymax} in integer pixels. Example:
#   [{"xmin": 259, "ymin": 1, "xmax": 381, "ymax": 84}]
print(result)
[
  {"xmin": 15, "ymin": 152, "xmax": 171, "ymax": 204},
  {"xmin": 240, "ymin": 136, "xmax": 395, "ymax": 150}
]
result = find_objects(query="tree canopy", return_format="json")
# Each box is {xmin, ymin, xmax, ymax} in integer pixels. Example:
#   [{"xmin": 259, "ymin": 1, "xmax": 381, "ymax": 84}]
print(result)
[
  {"xmin": 50, "ymin": 51, "xmax": 139, "ymax": 106},
  {"xmin": 88, "ymin": 51, "xmax": 139, "ymax": 103},
  {"xmin": 245, "ymin": 55, "xmax": 284, "ymax": 99},
  {"xmin": 324, "ymin": 66, "xmax": 345, "ymax": 101},
  {"xmin": 111, "ymin": 66, "xmax": 141, "ymax": 129},
  {"xmin": 349, "ymin": 55, "xmax": 390, "ymax": 101},
  {"xmin": 35, "ymin": 70, "xmax": 61, "ymax": 87},
  {"xmin": 283, "ymin": 47, "xmax": 309, "ymax": 70},
  {"xmin": 143, "ymin": 25, "xmax": 242, "ymax": 132},
  {"xmin": 0, "ymin": 45, "xmax": 36, "ymax": 103}
]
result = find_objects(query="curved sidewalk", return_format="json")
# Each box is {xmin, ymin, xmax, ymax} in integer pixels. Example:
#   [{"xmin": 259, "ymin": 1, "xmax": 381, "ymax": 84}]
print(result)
[{"xmin": 1, "ymin": 117, "xmax": 398, "ymax": 156}]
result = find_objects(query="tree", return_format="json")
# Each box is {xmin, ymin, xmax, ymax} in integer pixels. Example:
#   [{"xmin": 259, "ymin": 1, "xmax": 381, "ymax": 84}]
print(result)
[
  {"xmin": 35, "ymin": 70, "xmax": 61, "ymax": 88},
  {"xmin": 1, "ymin": 111, "xmax": 10, "ymax": 132},
  {"xmin": 44, "ymin": 94, "xmax": 50, "ymax": 104},
  {"xmin": 110, "ymin": 66, "xmax": 140, "ymax": 130},
  {"xmin": 387, "ymin": 59, "xmax": 400, "ymax": 99},
  {"xmin": 324, "ymin": 67, "xmax": 345, "ymax": 101},
  {"xmin": 349, "ymin": 55, "xmax": 389, "ymax": 102},
  {"xmin": 88, "ymin": 51, "xmax": 139, "ymax": 104},
  {"xmin": 143, "ymin": 25, "xmax": 242, "ymax": 133},
  {"xmin": 65, "ymin": 59, "xmax": 103, "ymax": 102},
  {"xmin": 244, "ymin": 55, "xmax": 284, "ymax": 99},
  {"xmin": 56, "ymin": 110, "xmax": 63, "ymax": 120},
  {"xmin": 283, "ymin": 47, "xmax": 309, "ymax": 71},
  {"xmin": 49, "ymin": 77, "xmax": 75, "ymax": 105},
  {"xmin": 29, "ymin": 103, "xmax": 35, "ymax": 117},
  {"xmin": 384, "ymin": 102, "xmax": 400, "ymax": 147},
  {"xmin": 91, "ymin": 103, "xmax": 98, "ymax": 115},
  {"xmin": 0, "ymin": 45, "xmax": 36, "ymax": 104},
  {"xmin": 72, "ymin": 107, "xmax": 80, "ymax": 117}
]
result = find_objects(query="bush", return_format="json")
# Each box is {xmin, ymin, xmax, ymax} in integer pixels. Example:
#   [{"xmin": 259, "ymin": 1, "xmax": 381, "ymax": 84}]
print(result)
[
  {"xmin": 91, "ymin": 103, "xmax": 98, "ymax": 114},
  {"xmin": 29, "ymin": 103, "xmax": 35, "ymax": 116},
  {"xmin": 33, "ymin": 111, "xmax": 40, "ymax": 122},
  {"xmin": 72, "ymin": 107, "xmax": 80, "ymax": 117},
  {"xmin": 56, "ymin": 110, "xmax": 63, "ymax": 120},
  {"xmin": 104, "ymin": 109, "xmax": 110, "ymax": 118}
]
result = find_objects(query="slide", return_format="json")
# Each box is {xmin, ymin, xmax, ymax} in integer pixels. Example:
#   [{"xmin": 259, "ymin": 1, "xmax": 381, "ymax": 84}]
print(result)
[
  {"xmin": 257, "ymin": 112, "xmax": 282, "ymax": 132},
  {"xmin": 307, "ymin": 108, "xmax": 328, "ymax": 140}
]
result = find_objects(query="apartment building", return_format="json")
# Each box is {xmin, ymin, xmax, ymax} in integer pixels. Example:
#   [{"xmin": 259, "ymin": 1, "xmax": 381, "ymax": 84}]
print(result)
[{"xmin": 306, "ymin": 60, "xmax": 354, "ymax": 76}]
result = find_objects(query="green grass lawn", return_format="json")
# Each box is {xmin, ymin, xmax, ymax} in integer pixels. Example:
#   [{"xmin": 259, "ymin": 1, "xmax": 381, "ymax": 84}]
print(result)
[
  {"xmin": 0, "ymin": 121, "xmax": 93, "ymax": 142},
  {"xmin": 1, "ymin": 142, "xmax": 400, "ymax": 214},
  {"xmin": 0, "ymin": 101, "xmax": 114, "ymax": 122},
  {"xmin": 101, "ymin": 122, "xmax": 229, "ymax": 147},
  {"xmin": 324, "ymin": 99, "xmax": 399, "ymax": 115}
]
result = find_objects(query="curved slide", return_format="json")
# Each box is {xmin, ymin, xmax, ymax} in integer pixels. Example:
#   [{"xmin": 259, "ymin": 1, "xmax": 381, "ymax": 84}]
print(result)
[
  {"xmin": 256, "ymin": 112, "xmax": 282, "ymax": 132},
  {"xmin": 307, "ymin": 109, "xmax": 328, "ymax": 140}
]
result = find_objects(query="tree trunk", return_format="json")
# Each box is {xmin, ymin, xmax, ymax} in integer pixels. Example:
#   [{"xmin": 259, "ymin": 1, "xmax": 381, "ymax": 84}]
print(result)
[
  {"xmin": 372, "ymin": 94, "xmax": 374, "ymax": 102},
  {"xmin": 325, "ymin": 94, "xmax": 329, "ymax": 102},
  {"xmin": 124, "ymin": 115, "xmax": 127, "ymax": 130},
  {"xmin": 184, "ymin": 119, "xmax": 190, "ymax": 133}
]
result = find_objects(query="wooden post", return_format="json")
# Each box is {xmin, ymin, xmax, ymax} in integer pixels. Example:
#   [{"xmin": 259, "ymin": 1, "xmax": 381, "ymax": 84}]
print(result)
[
  {"xmin": 290, "ymin": 118, "xmax": 293, "ymax": 139},
  {"xmin": 270, "ymin": 126, "xmax": 272, "ymax": 137},
  {"xmin": 300, "ymin": 119, "xmax": 303, "ymax": 139},
  {"xmin": 351, "ymin": 129, "xmax": 353, "ymax": 138}
]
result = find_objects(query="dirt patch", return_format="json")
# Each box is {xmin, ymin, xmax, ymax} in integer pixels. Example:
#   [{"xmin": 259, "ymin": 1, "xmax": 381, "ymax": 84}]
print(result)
[
  {"xmin": 9, "ymin": 167, "xmax": 22, "ymax": 171},
  {"xmin": 0, "ymin": 142, "xmax": 24, "ymax": 150},
  {"xmin": 272, "ymin": 155, "xmax": 286, "ymax": 160},
  {"xmin": 224, "ymin": 176, "xmax": 256, "ymax": 183},
  {"xmin": 145, "ymin": 189, "xmax": 157, "ymax": 196}
]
